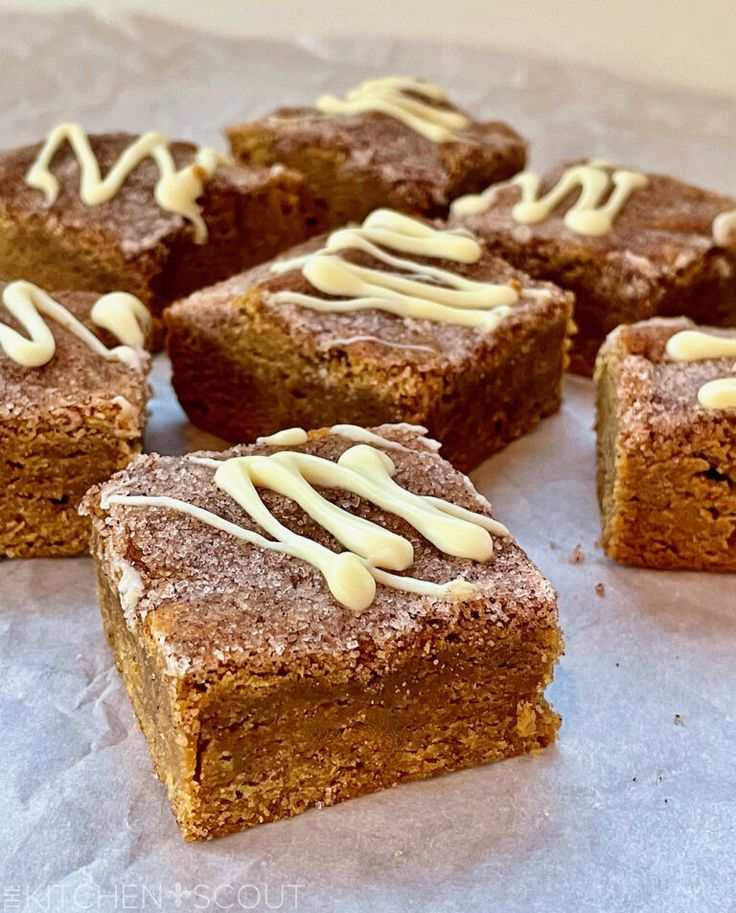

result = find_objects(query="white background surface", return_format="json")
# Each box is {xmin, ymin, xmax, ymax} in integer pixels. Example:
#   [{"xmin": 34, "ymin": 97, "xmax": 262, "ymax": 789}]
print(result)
[
  {"xmin": 0, "ymin": 9, "xmax": 735, "ymax": 913},
  {"xmin": 3, "ymin": 0, "xmax": 736, "ymax": 97}
]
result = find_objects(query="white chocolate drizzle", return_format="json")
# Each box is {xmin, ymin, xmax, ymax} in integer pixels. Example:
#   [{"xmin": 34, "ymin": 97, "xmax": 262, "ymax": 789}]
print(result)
[
  {"xmin": 109, "ymin": 395, "xmax": 143, "ymax": 436},
  {"xmin": 315, "ymin": 77, "xmax": 469, "ymax": 143},
  {"xmin": 452, "ymin": 162, "xmax": 648, "ymax": 237},
  {"xmin": 0, "ymin": 280, "xmax": 149, "ymax": 370},
  {"xmin": 666, "ymin": 330, "xmax": 736, "ymax": 362},
  {"xmin": 666, "ymin": 329, "xmax": 736, "ymax": 409},
  {"xmin": 257, "ymin": 428, "xmax": 309, "ymax": 447},
  {"xmin": 90, "ymin": 293, "xmax": 148, "ymax": 350},
  {"xmin": 269, "ymin": 209, "xmax": 525, "ymax": 329},
  {"xmin": 253, "ymin": 423, "xmax": 437, "ymax": 455},
  {"xmin": 696, "ymin": 377, "xmax": 736, "ymax": 409},
  {"xmin": 713, "ymin": 210, "xmax": 736, "ymax": 246},
  {"xmin": 326, "ymin": 335, "xmax": 437, "ymax": 355},
  {"xmin": 25, "ymin": 123, "xmax": 227, "ymax": 243},
  {"xmin": 328, "ymin": 424, "xmax": 424, "ymax": 453},
  {"xmin": 106, "ymin": 443, "xmax": 508, "ymax": 613},
  {"xmin": 114, "ymin": 557, "xmax": 145, "ymax": 623}
]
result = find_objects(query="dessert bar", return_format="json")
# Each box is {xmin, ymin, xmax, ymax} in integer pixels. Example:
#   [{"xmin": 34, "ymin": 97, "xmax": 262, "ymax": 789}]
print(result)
[
  {"xmin": 451, "ymin": 160, "xmax": 736, "ymax": 374},
  {"xmin": 227, "ymin": 76, "xmax": 526, "ymax": 230},
  {"xmin": 0, "ymin": 124, "xmax": 312, "ymax": 341},
  {"xmin": 1, "ymin": 279, "xmax": 150, "ymax": 557},
  {"xmin": 595, "ymin": 317, "xmax": 736, "ymax": 570},
  {"xmin": 81, "ymin": 423, "xmax": 563, "ymax": 840},
  {"xmin": 165, "ymin": 209, "xmax": 573, "ymax": 472}
]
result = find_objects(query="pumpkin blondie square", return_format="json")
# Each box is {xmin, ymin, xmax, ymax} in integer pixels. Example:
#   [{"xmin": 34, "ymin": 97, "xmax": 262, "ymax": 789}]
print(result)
[
  {"xmin": 81, "ymin": 423, "xmax": 563, "ymax": 840},
  {"xmin": 595, "ymin": 317, "xmax": 736, "ymax": 570},
  {"xmin": 165, "ymin": 209, "xmax": 573, "ymax": 471},
  {"xmin": 227, "ymin": 76, "xmax": 526, "ymax": 231},
  {"xmin": 1, "ymin": 279, "xmax": 150, "ymax": 557}
]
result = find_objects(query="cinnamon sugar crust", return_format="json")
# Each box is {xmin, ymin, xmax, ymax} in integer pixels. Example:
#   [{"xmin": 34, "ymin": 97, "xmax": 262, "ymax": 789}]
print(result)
[
  {"xmin": 226, "ymin": 104, "xmax": 526, "ymax": 229},
  {"xmin": 457, "ymin": 165, "xmax": 736, "ymax": 266},
  {"xmin": 82, "ymin": 425, "xmax": 558, "ymax": 679},
  {"xmin": 601, "ymin": 317, "xmax": 736, "ymax": 432},
  {"xmin": 0, "ymin": 133, "xmax": 296, "ymax": 256},
  {"xmin": 452, "ymin": 162, "xmax": 736, "ymax": 375}
]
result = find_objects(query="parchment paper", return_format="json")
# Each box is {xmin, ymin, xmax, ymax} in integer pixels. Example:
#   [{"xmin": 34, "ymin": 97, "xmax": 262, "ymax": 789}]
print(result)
[{"xmin": 0, "ymin": 11, "xmax": 734, "ymax": 913}]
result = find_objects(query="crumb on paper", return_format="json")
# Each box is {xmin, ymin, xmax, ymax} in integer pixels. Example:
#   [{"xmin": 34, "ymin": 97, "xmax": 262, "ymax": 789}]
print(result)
[
  {"xmin": 595, "ymin": 582, "xmax": 605, "ymax": 597},
  {"xmin": 568, "ymin": 544, "xmax": 585, "ymax": 564},
  {"xmin": 674, "ymin": 713, "xmax": 684, "ymax": 726}
]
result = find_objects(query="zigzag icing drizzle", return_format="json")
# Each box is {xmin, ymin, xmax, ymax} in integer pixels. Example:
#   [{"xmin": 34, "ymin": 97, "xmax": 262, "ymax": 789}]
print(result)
[
  {"xmin": 666, "ymin": 329, "xmax": 736, "ymax": 409},
  {"xmin": 452, "ymin": 162, "xmax": 648, "ymax": 237},
  {"xmin": 0, "ymin": 280, "xmax": 148, "ymax": 370},
  {"xmin": 267, "ymin": 209, "xmax": 539, "ymax": 329},
  {"xmin": 315, "ymin": 76, "xmax": 470, "ymax": 143},
  {"xmin": 25, "ymin": 123, "xmax": 226, "ymax": 243},
  {"xmin": 104, "ymin": 439, "xmax": 508, "ymax": 613}
]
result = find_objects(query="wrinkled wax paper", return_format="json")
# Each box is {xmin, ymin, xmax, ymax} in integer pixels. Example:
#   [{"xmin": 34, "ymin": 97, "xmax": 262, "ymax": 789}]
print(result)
[{"xmin": 0, "ymin": 11, "xmax": 735, "ymax": 913}]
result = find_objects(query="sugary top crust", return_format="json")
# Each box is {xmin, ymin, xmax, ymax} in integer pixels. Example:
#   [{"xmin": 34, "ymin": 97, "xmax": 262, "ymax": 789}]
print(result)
[
  {"xmin": 81, "ymin": 425, "xmax": 558, "ymax": 680},
  {"xmin": 0, "ymin": 285, "xmax": 149, "ymax": 425},
  {"xmin": 226, "ymin": 105, "xmax": 527, "ymax": 211},
  {"xmin": 0, "ymin": 132, "xmax": 295, "ymax": 258},
  {"xmin": 453, "ymin": 162, "xmax": 736, "ymax": 283},
  {"xmin": 167, "ymin": 231, "xmax": 573, "ymax": 373},
  {"xmin": 597, "ymin": 317, "xmax": 736, "ymax": 439}
]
